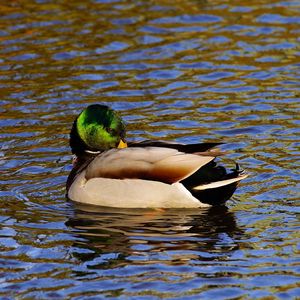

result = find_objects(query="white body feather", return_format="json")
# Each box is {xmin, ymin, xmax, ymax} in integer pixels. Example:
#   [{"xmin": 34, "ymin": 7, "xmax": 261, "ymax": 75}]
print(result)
[{"xmin": 68, "ymin": 170, "xmax": 209, "ymax": 208}]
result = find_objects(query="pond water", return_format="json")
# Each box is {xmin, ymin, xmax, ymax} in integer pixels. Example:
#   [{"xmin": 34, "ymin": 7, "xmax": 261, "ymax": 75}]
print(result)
[{"xmin": 0, "ymin": 0, "xmax": 299, "ymax": 299}]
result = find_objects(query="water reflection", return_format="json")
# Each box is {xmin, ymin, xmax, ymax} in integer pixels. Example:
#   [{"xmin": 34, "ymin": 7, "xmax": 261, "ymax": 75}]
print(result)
[{"xmin": 66, "ymin": 204, "xmax": 243, "ymax": 268}]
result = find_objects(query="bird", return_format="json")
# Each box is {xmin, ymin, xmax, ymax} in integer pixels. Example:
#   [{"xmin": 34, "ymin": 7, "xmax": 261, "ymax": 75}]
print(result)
[{"xmin": 66, "ymin": 104, "xmax": 247, "ymax": 208}]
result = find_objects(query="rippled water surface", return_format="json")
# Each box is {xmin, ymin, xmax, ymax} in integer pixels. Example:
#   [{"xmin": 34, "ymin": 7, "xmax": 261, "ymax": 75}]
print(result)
[{"xmin": 1, "ymin": 0, "xmax": 300, "ymax": 299}]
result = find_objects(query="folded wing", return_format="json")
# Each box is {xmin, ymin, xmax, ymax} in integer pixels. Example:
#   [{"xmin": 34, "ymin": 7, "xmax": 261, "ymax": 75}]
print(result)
[
  {"xmin": 85, "ymin": 147, "xmax": 215, "ymax": 184},
  {"xmin": 128, "ymin": 140, "xmax": 223, "ymax": 153}
]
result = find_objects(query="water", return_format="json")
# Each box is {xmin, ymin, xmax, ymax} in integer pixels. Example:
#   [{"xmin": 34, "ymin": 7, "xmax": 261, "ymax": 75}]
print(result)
[{"xmin": 0, "ymin": 0, "xmax": 299, "ymax": 298}]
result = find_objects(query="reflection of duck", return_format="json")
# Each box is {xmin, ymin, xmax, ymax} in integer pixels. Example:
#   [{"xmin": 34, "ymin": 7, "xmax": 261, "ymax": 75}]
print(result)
[
  {"xmin": 66, "ymin": 104, "xmax": 247, "ymax": 208},
  {"xmin": 66, "ymin": 203, "xmax": 243, "ymax": 266}
]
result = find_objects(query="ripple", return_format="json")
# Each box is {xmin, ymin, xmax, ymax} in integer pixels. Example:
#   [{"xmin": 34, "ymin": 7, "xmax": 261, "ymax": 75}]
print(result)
[
  {"xmin": 137, "ymin": 69, "xmax": 182, "ymax": 80},
  {"xmin": 197, "ymin": 71, "xmax": 235, "ymax": 81},
  {"xmin": 151, "ymin": 14, "xmax": 223, "ymax": 24},
  {"xmin": 257, "ymin": 13, "xmax": 300, "ymax": 24}
]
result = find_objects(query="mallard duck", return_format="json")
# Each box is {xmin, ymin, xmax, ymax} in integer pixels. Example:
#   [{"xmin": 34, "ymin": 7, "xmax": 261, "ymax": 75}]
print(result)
[{"xmin": 66, "ymin": 104, "xmax": 247, "ymax": 208}]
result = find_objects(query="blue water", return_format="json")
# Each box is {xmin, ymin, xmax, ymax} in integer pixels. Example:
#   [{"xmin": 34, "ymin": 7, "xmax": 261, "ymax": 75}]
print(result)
[{"xmin": 0, "ymin": 0, "xmax": 299, "ymax": 299}]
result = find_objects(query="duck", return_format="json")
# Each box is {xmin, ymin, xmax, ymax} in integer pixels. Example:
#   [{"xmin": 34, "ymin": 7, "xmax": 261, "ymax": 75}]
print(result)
[{"xmin": 66, "ymin": 104, "xmax": 248, "ymax": 208}]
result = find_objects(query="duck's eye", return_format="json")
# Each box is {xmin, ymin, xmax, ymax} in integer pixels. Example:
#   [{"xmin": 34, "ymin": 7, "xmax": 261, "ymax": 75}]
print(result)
[{"xmin": 106, "ymin": 127, "xmax": 116, "ymax": 135}]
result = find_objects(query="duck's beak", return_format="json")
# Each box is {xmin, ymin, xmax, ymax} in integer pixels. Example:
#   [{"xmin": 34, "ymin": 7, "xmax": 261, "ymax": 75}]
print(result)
[{"xmin": 118, "ymin": 139, "xmax": 127, "ymax": 149}]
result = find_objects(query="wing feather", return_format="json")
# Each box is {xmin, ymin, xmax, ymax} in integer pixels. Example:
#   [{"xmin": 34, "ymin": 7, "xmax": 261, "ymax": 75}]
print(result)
[
  {"xmin": 85, "ymin": 147, "xmax": 215, "ymax": 184},
  {"xmin": 128, "ymin": 140, "xmax": 222, "ymax": 153}
]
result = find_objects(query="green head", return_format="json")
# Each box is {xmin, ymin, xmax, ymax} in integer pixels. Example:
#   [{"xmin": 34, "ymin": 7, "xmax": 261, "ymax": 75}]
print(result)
[{"xmin": 70, "ymin": 104, "xmax": 126, "ymax": 155}]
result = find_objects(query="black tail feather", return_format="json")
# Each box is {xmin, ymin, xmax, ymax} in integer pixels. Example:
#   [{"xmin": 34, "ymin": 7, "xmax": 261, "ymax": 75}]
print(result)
[
  {"xmin": 182, "ymin": 160, "xmax": 243, "ymax": 206},
  {"xmin": 189, "ymin": 181, "xmax": 239, "ymax": 206}
]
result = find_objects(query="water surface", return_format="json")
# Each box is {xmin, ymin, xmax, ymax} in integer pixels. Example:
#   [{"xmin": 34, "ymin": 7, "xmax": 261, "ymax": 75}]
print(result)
[{"xmin": 0, "ymin": 0, "xmax": 299, "ymax": 299}]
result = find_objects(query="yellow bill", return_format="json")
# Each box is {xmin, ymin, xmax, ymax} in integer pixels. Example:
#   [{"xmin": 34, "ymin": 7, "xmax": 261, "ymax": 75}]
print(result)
[{"xmin": 118, "ymin": 139, "xmax": 127, "ymax": 148}]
